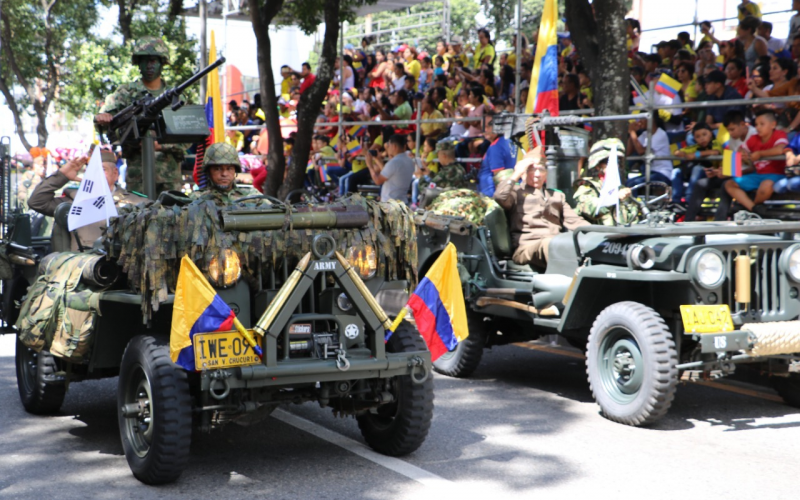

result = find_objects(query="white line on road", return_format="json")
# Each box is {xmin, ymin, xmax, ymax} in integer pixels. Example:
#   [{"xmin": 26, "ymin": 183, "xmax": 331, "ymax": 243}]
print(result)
[{"xmin": 272, "ymin": 409, "xmax": 452, "ymax": 488}]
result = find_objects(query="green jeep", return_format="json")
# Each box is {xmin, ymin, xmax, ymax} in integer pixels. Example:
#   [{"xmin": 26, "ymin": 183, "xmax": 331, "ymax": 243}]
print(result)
[
  {"xmin": 416, "ymin": 209, "xmax": 800, "ymax": 426},
  {"xmin": 2, "ymin": 191, "xmax": 433, "ymax": 485}
]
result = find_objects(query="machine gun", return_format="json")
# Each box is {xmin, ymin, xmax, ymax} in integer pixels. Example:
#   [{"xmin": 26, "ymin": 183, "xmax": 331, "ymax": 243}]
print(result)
[{"xmin": 96, "ymin": 57, "xmax": 227, "ymax": 199}]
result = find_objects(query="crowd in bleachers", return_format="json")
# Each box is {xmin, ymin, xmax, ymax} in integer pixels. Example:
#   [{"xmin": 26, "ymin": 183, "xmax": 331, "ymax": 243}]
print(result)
[{"xmin": 223, "ymin": 0, "xmax": 800, "ymax": 220}]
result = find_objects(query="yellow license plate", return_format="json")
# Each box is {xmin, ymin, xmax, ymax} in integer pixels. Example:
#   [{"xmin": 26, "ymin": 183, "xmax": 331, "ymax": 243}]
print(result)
[
  {"xmin": 193, "ymin": 330, "xmax": 262, "ymax": 370},
  {"xmin": 680, "ymin": 305, "xmax": 734, "ymax": 334}
]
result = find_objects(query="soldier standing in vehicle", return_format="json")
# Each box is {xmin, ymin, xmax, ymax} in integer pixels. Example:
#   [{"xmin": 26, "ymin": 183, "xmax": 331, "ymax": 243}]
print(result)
[
  {"xmin": 190, "ymin": 143, "xmax": 248, "ymax": 205},
  {"xmin": 574, "ymin": 138, "xmax": 640, "ymax": 226},
  {"xmin": 27, "ymin": 150, "xmax": 144, "ymax": 251},
  {"xmin": 17, "ymin": 154, "xmax": 47, "ymax": 212},
  {"xmin": 94, "ymin": 36, "xmax": 187, "ymax": 195},
  {"xmin": 494, "ymin": 147, "xmax": 589, "ymax": 268}
]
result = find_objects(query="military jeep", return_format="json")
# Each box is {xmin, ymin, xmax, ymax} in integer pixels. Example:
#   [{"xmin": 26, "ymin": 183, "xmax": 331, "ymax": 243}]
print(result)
[
  {"xmin": 2, "ymin": 191, "xmax": 433, "ymax": 485},
  {"xmin": 416, "ymin": 209, "xmax": 800, "ymax": 426}
]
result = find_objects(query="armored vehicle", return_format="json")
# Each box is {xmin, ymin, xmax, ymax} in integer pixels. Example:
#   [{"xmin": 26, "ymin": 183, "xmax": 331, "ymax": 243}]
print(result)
[{"xmin": 416, "ymin": 209, "xmax": 800, "ymax": 426}]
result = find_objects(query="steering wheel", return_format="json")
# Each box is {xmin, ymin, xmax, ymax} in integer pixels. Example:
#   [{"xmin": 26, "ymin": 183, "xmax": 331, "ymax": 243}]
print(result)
[{"xmin": 284, "ymin": 189, "xmax": 321, "ymax": 205}]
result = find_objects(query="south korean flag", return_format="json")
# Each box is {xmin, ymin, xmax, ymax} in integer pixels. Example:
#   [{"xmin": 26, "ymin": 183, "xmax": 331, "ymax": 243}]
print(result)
[{"xmin": 67, "ymin": 146, "xmax": 118, "ymax": 231}]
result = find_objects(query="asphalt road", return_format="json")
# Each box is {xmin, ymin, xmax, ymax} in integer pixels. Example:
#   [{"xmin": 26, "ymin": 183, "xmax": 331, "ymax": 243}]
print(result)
[{"xmin": 1, "ymin": 333, "xmax": 798, "ymax": 500}]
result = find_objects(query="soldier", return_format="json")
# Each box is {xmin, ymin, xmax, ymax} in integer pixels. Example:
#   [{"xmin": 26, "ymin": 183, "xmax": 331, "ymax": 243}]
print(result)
[
  {"xmin": 94, "ymin": 36, "xmax": 187, "ymax": 195},
  {"xmin": 417, "ymin": 141, "xmax": 469, "ymax": 208},
  {"xmin": 190, "ymin": 143, "xmax": 248, "ymax": 205},
  {"xmin": 28, "ymin": 150, "xmax": 144, "ymax": 251},
  {"xmin": 17, "ymin": 155, "xmax": 46, "ymax": 211},
  {"xmin": 494, "ymin": 147, "xmax": 589, "ymax": 268},
  {"xmin": 573, "ymin": 138, "xmax": 640, "ymax": 226}
]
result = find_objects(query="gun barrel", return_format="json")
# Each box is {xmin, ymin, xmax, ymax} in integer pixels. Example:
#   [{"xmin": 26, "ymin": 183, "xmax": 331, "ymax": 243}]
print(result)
[{"xmin": 174, "ymin": 57, "xmax": 227, "ymax": 95}]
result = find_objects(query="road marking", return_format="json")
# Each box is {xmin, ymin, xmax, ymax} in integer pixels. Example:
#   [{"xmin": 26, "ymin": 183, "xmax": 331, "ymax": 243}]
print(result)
[
  {"xmin": 273, "ymin": 409, "xmax": 453, "ymax": 488},
  {"xmin": 512, "ymin": 342, "xmax": 785, "ymax": 403}
]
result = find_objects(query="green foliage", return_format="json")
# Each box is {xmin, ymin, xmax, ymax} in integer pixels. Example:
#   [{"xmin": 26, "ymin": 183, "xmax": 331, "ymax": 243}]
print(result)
[
  {"xmin": 60, "ymin": 1, "xmax": 199, "ymax": 119},
  {"xmin": 277, "ymin": 0, "xmax": 380, "ymax": 34},
  {"xmin": 481, "ymin": 0, "xmax": 565, "ymax": 41},
  {"xmin": 343, "ymin": 0, "xmax": 480, "ymax": 51}
]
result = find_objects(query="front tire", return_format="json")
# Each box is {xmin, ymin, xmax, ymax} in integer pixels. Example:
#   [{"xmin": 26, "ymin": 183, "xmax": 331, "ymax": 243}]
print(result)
[
  {"xmin": 15, "ymin": 339, "xmax": 66, "ymax": 414},
  {"xmin": 432, "ymin": 312, "xmax": 488, "ymax": 378},
  {"xmin": 773, "ymin": 374, "xmax": 800, "ymax": 408},
  {"xmin": 357, "ymin": 323, "xmax": 433, "ymax": 456},
  {"xmin": 586, "ymin": 302, "xmax": 678, "ymax": 426},
  {"xmin": 118, "ymin": 335, "xmax": 192, "ymax": 485}
]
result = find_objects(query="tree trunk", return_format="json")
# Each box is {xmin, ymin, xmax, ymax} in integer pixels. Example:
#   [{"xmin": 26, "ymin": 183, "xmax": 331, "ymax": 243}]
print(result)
[
  {"xmin": 565, "ymin": 0, "xmax": 629, "ymax": 141},
  {"xmin": 167, "ymin": 0, "xmax": 184, "ymax": 21},
  {"xmin": 249, "ymin": 0, "xmax": 286, "ymax": 197},
  {"xmin": 117, "ymin": 0, "xmax": 137, "ymax": 43},
  {"xmin": 282, "ymin": 0, "xmax": 340, "ymax": 199}
]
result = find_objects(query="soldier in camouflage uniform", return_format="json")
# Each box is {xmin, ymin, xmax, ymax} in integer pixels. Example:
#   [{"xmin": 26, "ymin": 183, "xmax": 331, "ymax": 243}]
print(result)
[
  {"xmin": 190, "ymin": 143, "xmax": 249, "ymax": 205},
  {"xmin": 94, "ymin": 36, "xmax": 187, "ymax": 195},
  {"xmin": 418, "ymin": 141, "xmax": 469, "ymax": 208},
  {"xmin": 17, "ymin": 156, "xmax": 46, "ymax": 211},
  {"xmin": 573, "ymin": 138, "xmax": 640, "ymax": 226}
]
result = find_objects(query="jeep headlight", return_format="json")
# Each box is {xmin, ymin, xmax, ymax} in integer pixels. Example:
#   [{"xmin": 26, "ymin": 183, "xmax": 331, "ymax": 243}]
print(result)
[
  {"xmin": 780, "ymin": 244, "xmax": 800, "ymax": 282},
  {"xmin": 691, "ymin": 250, "xmax": 725, "ymax": 289},
  {"xmin": 346, "ymin": 245, "xmax": 377, "ymax": 279},
  {"xmin": 208, "ymin": 249, "xmax": 242, "ymax": 288}
]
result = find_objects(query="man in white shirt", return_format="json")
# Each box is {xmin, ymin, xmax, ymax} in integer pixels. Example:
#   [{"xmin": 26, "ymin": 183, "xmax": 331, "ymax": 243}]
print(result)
[
  {"xmin": 625, "ymin": 118, "xmax": 676, "ymax": 199},
  {"xmin": 364, "ymin": 134, "xmax": 415, "ymax": 202}
]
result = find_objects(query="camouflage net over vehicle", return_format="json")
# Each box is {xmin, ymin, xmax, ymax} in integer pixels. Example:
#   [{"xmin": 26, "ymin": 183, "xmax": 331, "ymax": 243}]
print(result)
[
  {"xmin": 103, "ymin": 194, "xmax": 418, "ymax": 319},
  {"xmin": 427, "ymin": 189, "xmax": 502, "ymax": 226}
]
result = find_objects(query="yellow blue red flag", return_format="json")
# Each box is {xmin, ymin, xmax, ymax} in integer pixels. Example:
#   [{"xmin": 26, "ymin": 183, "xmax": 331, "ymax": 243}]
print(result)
[
  {"xmin": 526, "ymin": 0, "xmax": 559, "ymax": 116},
  {"xmin": 405, "ymin": 243, "xmax": 468, "ymax": 361},
  {"xmin": 170, "ymin": 256, "xmax": 261, "ymax": 370},
  {"xmin": 655, "ymin": 73, "xmax": 681, "ymax": 99},
  {"xmin": 194, "ymin": 31, "xmax": 225, "ymax": 188},
  {"xmin": 722, "ymin": 149, "xmax": 742, "ymax": 177}
]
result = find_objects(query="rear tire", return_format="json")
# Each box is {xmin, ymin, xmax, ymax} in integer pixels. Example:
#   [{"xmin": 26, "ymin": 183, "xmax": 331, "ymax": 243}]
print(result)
[
  {"xmin": 773, "ymin": 374, "xmax": 800, "ymax": 408},
  {"xmin": 432, "ymin": 312, "xmax": 487, "ymax": 378},
  {"xmin": 118, "ymin": 335, "xmax": 192, "ymax": 485},
  {"xmin": 586, "ymin": 302, "xmax": 678, "ymax": 426},
  {"xmin": 357, "ymin": 323, "xmax": 433, "ymax": 456},
  {"xmin": 15, "ymin": 339, "xmax": 66, "ymax": 414}
]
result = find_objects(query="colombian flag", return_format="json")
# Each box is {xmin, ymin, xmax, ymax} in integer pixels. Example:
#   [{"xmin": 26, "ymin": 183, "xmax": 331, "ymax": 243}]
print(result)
[
  {"xmin": 722, "ymin": 149, "xmax": 742, "ymax": 177},
  {"xmin": 405, "ymin": 243, "xmax": 468, "ymax": 361},
  {"xmin": 526, "ymin": 0, "xmax": 559, "ymax": 117},
  {"xmin": 717, "ymin": 123, "xmax": 731, "ymax": 148},
  {"xmin": 194, "ymin": 31, "xmax": 225, "ymax": 188},
  {"xmin": 348, "ymin": 125, "xmax": 366, "ymax": 138},
  {"xmin": 655, "ymin": 73, "xmax": 681, "ymax": 99},
  {"xmin": 170, "ymin": 256, "xmax": 236, "ymax": 371},
  {"xmin": 346, "ymin": 140, "xmax": 362, "ymax": 155}
]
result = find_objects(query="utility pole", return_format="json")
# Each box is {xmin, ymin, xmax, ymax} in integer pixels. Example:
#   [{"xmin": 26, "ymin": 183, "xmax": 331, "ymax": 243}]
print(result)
[{"xmin": 199, "ymin": 0, "xmax": 208, "ymax": 103}]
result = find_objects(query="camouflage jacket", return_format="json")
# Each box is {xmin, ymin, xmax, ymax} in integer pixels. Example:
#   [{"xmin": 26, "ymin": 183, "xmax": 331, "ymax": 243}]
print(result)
[
  {"xmin": 428, "ymin": 162, "xmax": 468, "ymax": 190},
  {"xmin": 16, "ymin": 170, "xmax": 43, "ymax": 209},
  {"xmin": 573, "ymin": 178, "xmax": 640, "ymax": 226},
  {"xmin": 28, "ymin": 171, "xmax": 145, "ymax": 250},
  {"xmin": 189, "ymin": 186, "xmax": 251, "ymax": 206}
]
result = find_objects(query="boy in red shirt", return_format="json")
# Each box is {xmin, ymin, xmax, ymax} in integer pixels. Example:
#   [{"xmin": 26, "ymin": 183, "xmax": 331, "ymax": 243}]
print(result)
[{"xmin": 723, "ymin": 109, "xmax": 788, "ymax": 214}]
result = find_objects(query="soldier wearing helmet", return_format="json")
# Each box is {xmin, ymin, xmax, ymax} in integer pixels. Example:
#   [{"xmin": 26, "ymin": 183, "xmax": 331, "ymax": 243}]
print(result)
[
  {"xmin": 190, "ymin": 143, "xmax": 248, "ymax": 205},
  {"xmin": 94, "ymin": 36, "xmax": 187, "ymax": 195},
  {"xmin": 573, "ymin": 138, "xmax": 640, "ymax": 226}
]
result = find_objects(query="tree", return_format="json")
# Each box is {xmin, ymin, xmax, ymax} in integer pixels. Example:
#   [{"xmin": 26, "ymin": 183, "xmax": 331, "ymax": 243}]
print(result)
[
  {"xmin": 480, "ymin": 0, "xmax": 564, "ymax": 45},
  {"xmin": 249, "ymin": 0, "xmax": 377, "ymax": 198},
  {"xmin": 564, "ymin": 0, "xmax": 631, "ymax": 141},
  {"xmin": 0, "ymin": 0, "xmax": 97, "ymax": 149}
]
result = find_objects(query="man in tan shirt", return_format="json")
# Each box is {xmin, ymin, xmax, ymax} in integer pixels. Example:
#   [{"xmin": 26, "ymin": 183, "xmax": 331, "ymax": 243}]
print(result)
[{"xmin": 493, "ymin": 147, "xmax": 589, "ymax": 268}]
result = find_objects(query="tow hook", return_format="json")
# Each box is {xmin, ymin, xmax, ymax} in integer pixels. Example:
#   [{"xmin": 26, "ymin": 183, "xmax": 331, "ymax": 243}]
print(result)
[
  {"xmin": 209, "ymin": 370, "xmax": 232, "ymax": 400},
  {"xmin": 335, "ymin": 349, "xmax": 350, "ymax": 372},
  {"xmin": 409, "ymin": 356, "xmax": 430, "ymax": 384}
]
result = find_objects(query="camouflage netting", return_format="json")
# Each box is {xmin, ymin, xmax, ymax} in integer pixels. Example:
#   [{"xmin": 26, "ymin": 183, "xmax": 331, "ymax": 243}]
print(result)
[
  {"xmin": 103, "ymin": 194, "xmax": 418, "ymax": 319},
  {"xmin": 427, "ymin": 189, "xmax": 501, "ymax": 226}
]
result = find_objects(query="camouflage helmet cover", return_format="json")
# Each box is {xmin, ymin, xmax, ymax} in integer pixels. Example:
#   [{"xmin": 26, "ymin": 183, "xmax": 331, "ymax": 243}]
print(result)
[
  {"xmin": 203, "ymin": 143, "xmax": 242, "ymax": 172},
  {"xmin": 132, "ymin": 36, "xmax": 170, "ymax": 65},
  {"xmin": 587, "ymin": 138, "xmax": 625, "ymax": 172}
]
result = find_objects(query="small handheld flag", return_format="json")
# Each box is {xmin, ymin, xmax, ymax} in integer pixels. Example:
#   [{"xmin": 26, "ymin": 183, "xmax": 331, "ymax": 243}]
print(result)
[
  {"xmin": 722, "ymin": 149, "xmax": 742, "ymax": 177},
  {"xmin": 67, "ymin": 146, "xmax": 118, "ymax": 232},
  {"xmin": 717, "ymin": 123, "xmax": 731, "ymax": 148},
  {"xmin": 346, "ymin": 140, "xmax": 362, "ymax": 155},
  {"xmin": 170, "ymin": 256, "xmax": 262, "ymax": 371},
  {"xmin": 348, "ymin": 125, "xmax": 366, "ymax": 138},
  {"xmin": 396, "ymin": 243, "xmax": 468, "ymax": 361},
  {"xmin": 595, "ymin": 144, "xmax": 622, "ymax": 216},
  {"xmin": 655, "ymin": 73, "xmax": 681, "ymax": 99}
]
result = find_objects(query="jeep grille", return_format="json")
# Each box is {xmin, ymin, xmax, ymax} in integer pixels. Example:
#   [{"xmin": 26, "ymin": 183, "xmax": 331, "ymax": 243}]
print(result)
[{"xmin": 722, "ymin": 248, "xmax": 783, "ymax": 316}]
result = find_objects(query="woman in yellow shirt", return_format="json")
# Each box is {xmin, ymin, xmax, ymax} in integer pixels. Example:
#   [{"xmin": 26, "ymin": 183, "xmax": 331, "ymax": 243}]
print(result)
[
  {"xmin": 472, "ymin": 29, "xmax": 496, "ymax": 70},
  {"xmin": 403, "ymin": 47, "xmax": 421, "ymax": 90},
  {"xmin": 421, "ymin": 96, "xmax": 445, "ymax": 139}
]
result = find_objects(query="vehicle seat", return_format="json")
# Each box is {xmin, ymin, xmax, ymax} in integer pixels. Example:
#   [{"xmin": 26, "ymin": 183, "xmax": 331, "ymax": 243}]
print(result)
[
  {"xmin": 51, "ymin": 202, "xmax": 72, "ymax": 253},
  {"xmin": 484, "ymin": 209, "xmax": 537, "ymax": 273}
]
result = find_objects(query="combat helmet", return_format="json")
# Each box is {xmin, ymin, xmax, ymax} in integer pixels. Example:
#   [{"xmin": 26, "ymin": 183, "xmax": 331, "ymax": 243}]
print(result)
[
  {"xmin": 203, "ymin": 143, "xmax": 242, "ymax": 173},
  {"xmin": 131, "ymin": 36, "xmax": 170, "ymax": 65},
  {"xmin": 587, "ymin": 138, "xmax": 625, "ymax": 174}
]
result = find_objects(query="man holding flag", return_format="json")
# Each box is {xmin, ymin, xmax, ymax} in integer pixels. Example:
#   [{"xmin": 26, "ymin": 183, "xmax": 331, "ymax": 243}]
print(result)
[{"xmin": 29, "ymin": 147, "xmax": 143, "ymax": 251}]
